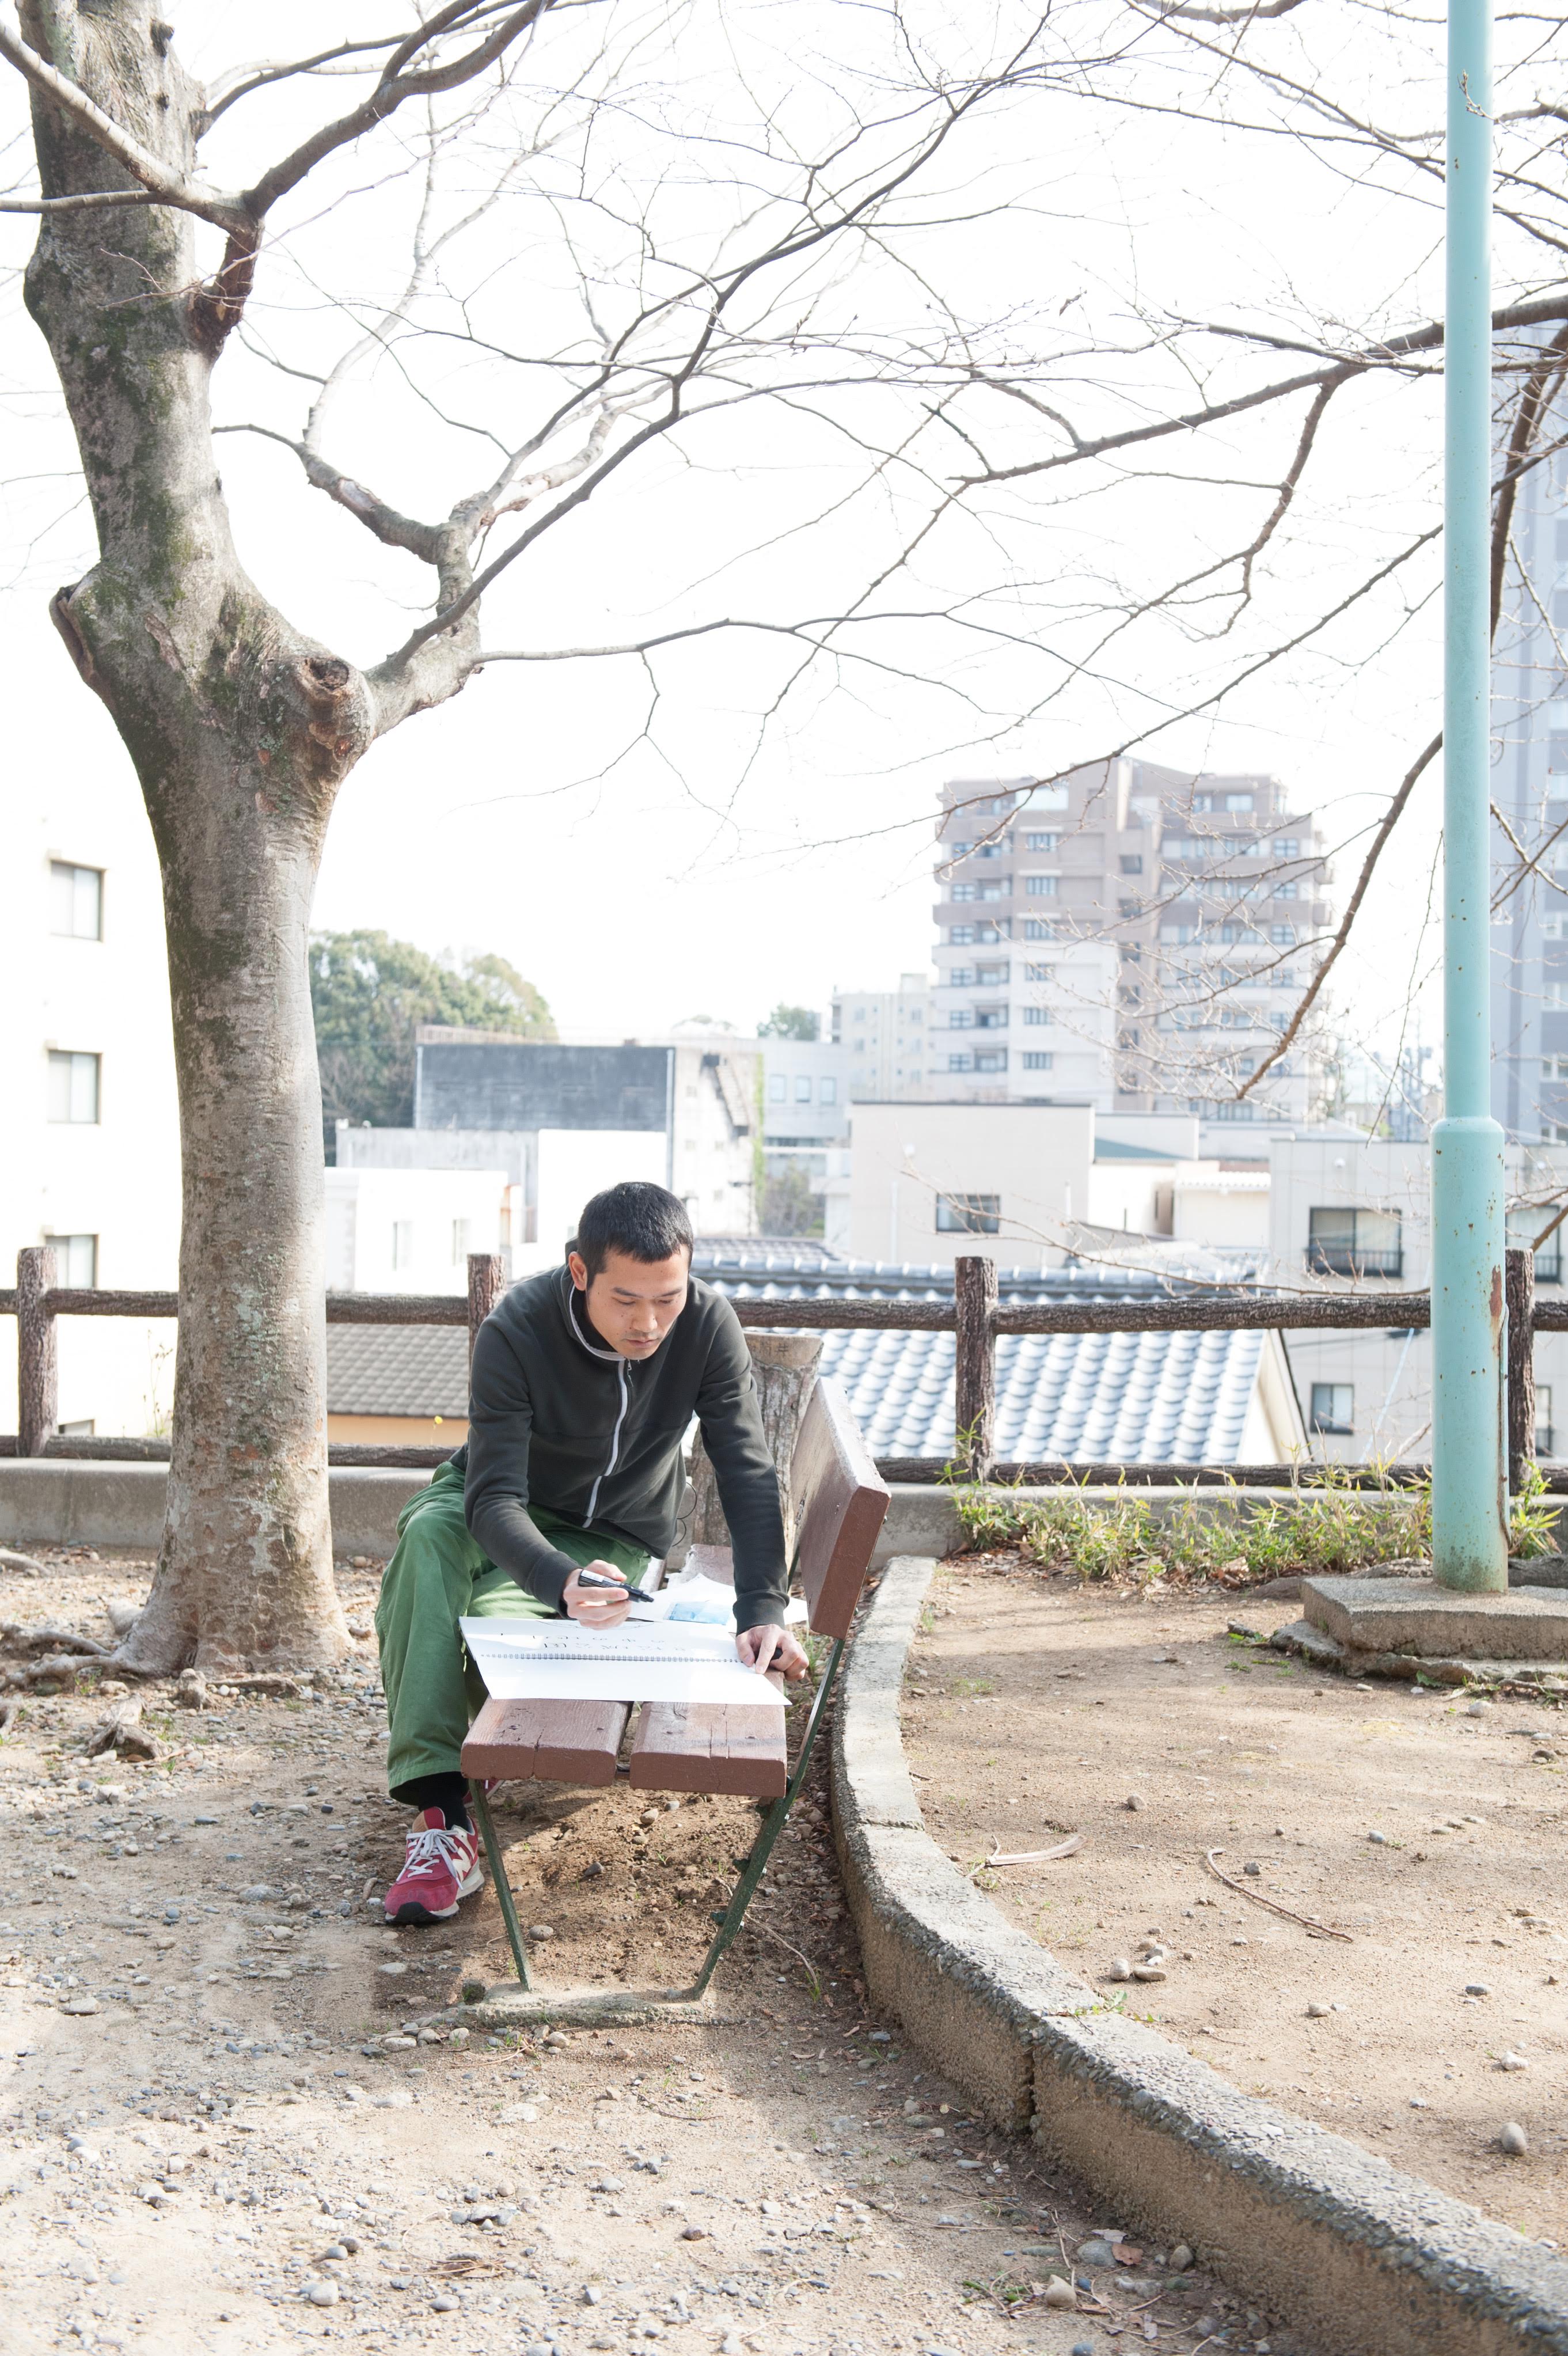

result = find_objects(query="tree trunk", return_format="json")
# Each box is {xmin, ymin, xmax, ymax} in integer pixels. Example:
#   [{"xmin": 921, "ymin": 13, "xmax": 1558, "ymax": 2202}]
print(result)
[
  {"xmin": 678, "ymin": 1333, "xmax": 823, "ymax": 1562},
  {"xmin": 20, "ymin": 2, "xmax": 370, "ymax": 1670}
]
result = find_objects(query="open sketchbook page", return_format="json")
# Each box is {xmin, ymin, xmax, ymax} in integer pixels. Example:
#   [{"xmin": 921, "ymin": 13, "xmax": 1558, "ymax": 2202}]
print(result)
[{"xmin": 460, "ymin": 1614, "xmax": 788, "ymax": 1708}]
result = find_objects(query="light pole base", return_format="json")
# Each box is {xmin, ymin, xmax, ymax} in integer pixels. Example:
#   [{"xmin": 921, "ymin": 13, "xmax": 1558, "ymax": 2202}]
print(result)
[{"xmin": 1430, "ymin": 1116, "xmax": 1509, "ymax": 1594}]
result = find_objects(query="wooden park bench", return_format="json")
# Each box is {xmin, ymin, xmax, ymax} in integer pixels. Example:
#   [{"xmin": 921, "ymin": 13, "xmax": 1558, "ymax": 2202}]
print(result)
[{"xmin": 461, "ymin": 1376, "xmax": 890, "ymax": 2001}]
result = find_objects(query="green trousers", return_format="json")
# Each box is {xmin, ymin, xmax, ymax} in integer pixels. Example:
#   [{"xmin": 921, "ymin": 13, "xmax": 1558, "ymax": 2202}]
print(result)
[{"xmin": 374, "ymin": 1458, "xmax": 650, "ymax": 1797}]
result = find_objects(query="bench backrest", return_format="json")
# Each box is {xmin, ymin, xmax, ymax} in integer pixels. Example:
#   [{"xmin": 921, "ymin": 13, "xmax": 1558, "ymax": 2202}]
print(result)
[{"xmin": 788, "ymin": 1377, "xmax": 891, "ymax": 1640}]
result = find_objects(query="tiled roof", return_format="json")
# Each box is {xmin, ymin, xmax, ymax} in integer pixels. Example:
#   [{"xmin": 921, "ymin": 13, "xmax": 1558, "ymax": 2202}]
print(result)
[
  {"xmin": 327, "ymin": 1325, "xmax": 469, "ymax": 1419},
  {"xmin": 328, "ymin": 1254, "xmax": 1274, "ymax": 1462},
  {"xmin": 813, "ymin": 1326, "xmax": 1264, "ymax": 1462}
]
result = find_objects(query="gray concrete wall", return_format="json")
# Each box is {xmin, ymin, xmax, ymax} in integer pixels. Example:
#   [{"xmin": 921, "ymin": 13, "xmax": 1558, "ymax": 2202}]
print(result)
[{"xmin": 0, "ymin": 1462, "xmax": 430, "ymax": 1558}]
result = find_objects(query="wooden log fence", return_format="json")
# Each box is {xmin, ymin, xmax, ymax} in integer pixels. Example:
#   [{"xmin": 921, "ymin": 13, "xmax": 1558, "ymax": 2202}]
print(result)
[{"xmin": 3, "ymin": 1246, "xmax": 1562, "ymax": 1491}]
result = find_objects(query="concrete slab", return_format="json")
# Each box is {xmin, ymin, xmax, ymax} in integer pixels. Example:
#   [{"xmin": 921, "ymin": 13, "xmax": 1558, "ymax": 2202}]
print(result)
[{"xmin": 1303, "ymin": 1575, "xmax": 1568, "ymax": 1661}]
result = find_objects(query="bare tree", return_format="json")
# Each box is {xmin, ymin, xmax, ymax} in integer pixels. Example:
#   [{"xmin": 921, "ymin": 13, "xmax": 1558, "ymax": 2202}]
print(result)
[{"xmin": 2, "ymin": 0, "xmax": 1111, "ymax": 1671}]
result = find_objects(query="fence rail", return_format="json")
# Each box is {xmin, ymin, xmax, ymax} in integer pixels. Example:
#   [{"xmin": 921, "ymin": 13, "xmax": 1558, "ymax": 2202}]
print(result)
[{"xmin": 3, "ymin": 1245, "xmax": 1562, "ymax": 1492}]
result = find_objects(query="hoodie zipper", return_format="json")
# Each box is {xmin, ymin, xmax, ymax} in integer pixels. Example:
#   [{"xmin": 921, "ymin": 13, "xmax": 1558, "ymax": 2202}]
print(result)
[{"xmin": 586, "ymin": 1356, "xmax": 630, "ymax": 1523}]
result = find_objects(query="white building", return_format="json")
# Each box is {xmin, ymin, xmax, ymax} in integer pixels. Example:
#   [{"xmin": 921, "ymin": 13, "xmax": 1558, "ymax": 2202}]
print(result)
[
  {"xmin": 324, "ymin": 1166, "xmax": 512, "ymax": 1293},
  {"xmin": 830, "ymin": 975, "xmax": 935, "ymax": 1101},
  {"xmin": 1, "ymin": 750, "xmax": 180, "ymax": 1438},
  {"xmin": 1267, "ymin": 1134, "xmax": 1568, "ymax": 1463}
]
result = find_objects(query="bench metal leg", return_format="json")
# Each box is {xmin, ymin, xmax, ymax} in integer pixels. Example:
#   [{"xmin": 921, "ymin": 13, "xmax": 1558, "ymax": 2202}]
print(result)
[
  {"xmin": 470, "ymin": 1786, "xmax": 531, "ymax": 1990},
  {"xmin": 680, "ymin": 1634, "xmax": 845, "ymax": 2001}
]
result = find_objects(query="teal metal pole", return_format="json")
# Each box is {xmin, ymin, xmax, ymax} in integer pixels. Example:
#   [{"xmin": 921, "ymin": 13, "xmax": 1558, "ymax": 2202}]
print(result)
[{"xmin": 1431, "ymin": 0, "xmax": 1509, "ymax": 1592}]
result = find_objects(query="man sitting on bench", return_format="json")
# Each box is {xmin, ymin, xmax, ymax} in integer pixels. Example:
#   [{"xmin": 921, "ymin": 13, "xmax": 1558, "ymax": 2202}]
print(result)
[{"xmin": 375, "ymin": 1179, "xmax": 808, "ymax": 1926}]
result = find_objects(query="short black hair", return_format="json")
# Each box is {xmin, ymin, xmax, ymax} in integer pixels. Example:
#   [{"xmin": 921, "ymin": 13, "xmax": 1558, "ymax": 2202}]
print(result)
[{"xmin": 574, "ymin": 1181, "xmax": 694, "ymax": 1278}]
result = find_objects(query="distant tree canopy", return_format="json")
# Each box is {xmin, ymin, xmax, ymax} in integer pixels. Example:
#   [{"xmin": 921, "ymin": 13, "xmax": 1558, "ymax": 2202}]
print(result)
[
  {"xmin": 312, "ymin": 931, "xmax": 556, "ymax": 1152},
  {"xmin": 758, "ymin": 1004, "xmax": 821, "ymax": 1041}
]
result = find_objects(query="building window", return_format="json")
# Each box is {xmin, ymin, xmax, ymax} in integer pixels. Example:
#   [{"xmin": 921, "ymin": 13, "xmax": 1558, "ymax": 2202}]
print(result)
[
  {"xmin": 949, "ymin": 1008, "xmax": 975, "ymax": 1029},
  {"xmin": 975, "ymin": 1048, "xmax": 1007, "ymax": 1073},
  {"xmin": 978, "ymin": 882, "xmax": 1009, "ymax": 901},
  {"xmin": 44, "ymin": 1233, "xmax": 97, "ymax": 1287},
  {"xmin": 948, "ymin": 1051, "xmax": 973, "ymax": 1072},
  {"xmin": 1271, "ymin": 923, "xmax": 1296, "ymax": 945},
  {"xmin": 1223, "ymin": 792, "xmax": 1255, "ymax": 811},
  {"xmin": 1309, "ymin": 1382, "xmax": 1354, "ymax": 1434},
  {"xmin": 1509, "ymin": 1209, "xmax": 1561, "ymax": 1282},
  {"xmin": 948, "ymin": 926, "xmax": 975, "ymax": 944},
  {"xmin": 1024, "ymin": 830, "xmax": 1058, "ymax": 851},
  {"xmin": 976, "ymin": 961, "xmax": 1008, "ymax": 985},
  {"xmin": 768, "ymin": 1072, "xmax": 787, "ymax": 1103},
  {"xmin": 50, "ymin": 861, "xmax": 104, "ymax": 940},
  {"xmin": 792, "ymin": 1074, "xmax": 812, "ymax": 1103},
  {"xmin": 819, "ymin": 1076, "xmax": 837, "ymax": 1105},
  {"xmin": 936, "ymin": 1192, "xmax": 1001, "ymax": 1234},
  {"xmin": 1023, "ymin": 962, "xmax": 1053, "ymax": 982},
  {"xmin": 392, "ymin": 1220, "xmax": 415, "ymax": 1270},
  {"xmin": 1275, "ymin": 879, "xmax": 1299, "ymax": 900},
  {"xmin": 1023, "ymin": 920, "xmax": 1056, "ymax": 940},
  {"xmin": 1306, "ymin": 1207, "xmax": 1403, "ymax": 1280},
  {"xmin": 1024, "ymin": 875, "xmax": 1058, "ymax": 897},
  {"xmin": 1539, "ymin": 1385, "xmax": 1555, "ymax": 1458},
  {"xmin": 451, "ymin": 1219, "xmax": 470, "ymax": 1265},
  {"xmin": 1119, "ymin": 853, "xmax": 1144, "ymax": 875},
  {"xmin": 974, "ymin": 1007, "xmax": 1008, "ymax": 1029},
  {"xmin": 951, "ymin": 882, "xmax": 978, "ymax": 901},
  {"xmin": 47, "ymin": 1049, "xmax": 100, "ymax": 1124},
  {"xmin": 1273, "ymin": 837, "xmax": 1300, "ymax": 858},
  {"xmin": 1022, "ymin": 1051, "xmax": 1054, "ymax": 1071},
  {"xmin": 1023, "ymin": 1006, "xmax": 1051, "ymax": 1026},
  {"xmin": 1550, "ymin": 733, "xmax": 1568, "ymax": 774}
]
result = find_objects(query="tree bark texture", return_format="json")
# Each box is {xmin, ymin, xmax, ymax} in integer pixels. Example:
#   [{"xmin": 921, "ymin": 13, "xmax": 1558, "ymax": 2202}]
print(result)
[
  {"xmin": 17, "ymin": 1247, "xmax": 59, "ymax": 1458},
  {"xmin": 1506, "ymin": 1245, "xmax": 1537, "ymax": 1494},
  {"xmin": 682, "ymin": 1333, "xmax": 823, "ymax": 1560},
  {"xmin": 18, "ymin": 3, "xmax": 382, "ymax": 1669},
  {"xmin": 954, "ymin": 1254, "xmax": 998, "ymax": 1480}
]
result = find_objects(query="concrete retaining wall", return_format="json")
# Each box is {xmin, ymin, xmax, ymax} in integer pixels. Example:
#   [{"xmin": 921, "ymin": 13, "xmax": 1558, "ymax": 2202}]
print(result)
[
  {"xmin": 0, "ymin": 1460, "xmax": 1452, "ymax": 1573},
  {"xmin": 0, "ymin": 1461, "xmax": 430, "ymax": 1559},
  {"xmin": 832, "ymin": 1553, "xmax": 1568, "ymax": 2356}
]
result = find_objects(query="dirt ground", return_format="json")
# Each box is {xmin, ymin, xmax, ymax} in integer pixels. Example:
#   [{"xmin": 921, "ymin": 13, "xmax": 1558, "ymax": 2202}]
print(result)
[
  {"xmin": 903, "ymin": 1551, "xmax": 1568, "ymax": 2245},
  {"xmin": 0, "ymin": 1545, "xmax": 1310, "ymax": 2356}
]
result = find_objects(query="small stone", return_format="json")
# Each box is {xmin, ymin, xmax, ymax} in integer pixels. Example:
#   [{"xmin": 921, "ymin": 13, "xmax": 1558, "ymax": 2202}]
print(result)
[
  {"xmin": 1467, "ymin": 1701, "xmax": 1489, "ymax": 1717},
  {"xmin": 500, "ymin": 2101, "xmax": 540, "ymax": 2124},
  {"xmin": 1499, "ymin": 2121, "xmax": 1529, "ymax": 2155},
  {"xmin": 582, "ymin": 2285, "xmax": 603, "ymax": 2305},
  {"xmin": 374, "ymin": 2088, "xmax": 414, "ymax": 2109},
  {"xmin": 382, "ymin": 2033, "xmax": 417, "ymax": 2051},
  {"xmin": 447, "ymin": 2026, "xmax": 470, "ymax": 2047},
  {"xmin": 1132, "ymin": 1963, "xmax": 1167, "ymax": 1982},
  {"xmin": 431, "ymin": 2294, "xmax": 459, "ymax": 2312},
  {"xmin": 591, "ymin": 2175, "xmax": 626, "ymax": 2194},
  {"xmin": 1305, "ymin": 2001, "xmax": 1331, "ymax": 2019},
  {"xmin": 1169, "ymin": 2243, "xmax": 1193, "ymax": 2271},
  {"xmin": 305, "ymin": 2280, "xmax": 340, "ymax": 2307},
  {"xmin": 1075, "ymin": 2238, "xmax": 1116, "ymax": 2267},
  {"xmin": 1072, "ymin": 2344, "xmax": 1096, "ymax": 2356},
  {"xmin": 720, "ymin": 2339, "xmax": 745, "ymax": 2356},
  {"xmin": 1368, "ymin": 1831, "xmax": 1388, "ymax": 1846},
  {"xmin": 1123, "ymin": 1794, "xmax": 1145, "ymax": 1812},
  {"xmin": 1106, "ymin": 1958, "xmax": 1133, "ymax": 1982},
  {"xmin": 322, "ymin": 2243, "xmax": 348, "ymax": 2261},
  {"xmin": 1242, "ymin": 1862, "xmax": 1261, "ymax": 1878},
  {"xmin": 1499, "ymin": 2052, "xmax": 1529, "ymax": 2072},
  {"xmin": 1042, "ymin": 2276, "xmax": 1076, "ymax": 2307},
  {"xmin": 680, "ymin": 2224, "xmax": 707, "ymax": 2239},
  {"xmin": 60, "ymin": 1998, "xmax": 100, "ymax": 2017},
  {"xmin": 527, "ymin": 1924, "xmax": 556, "ymax": 1941},
  {"xmin": 1465, "ymin": 1983, "xmax": 1491, "ymax": 1998}
]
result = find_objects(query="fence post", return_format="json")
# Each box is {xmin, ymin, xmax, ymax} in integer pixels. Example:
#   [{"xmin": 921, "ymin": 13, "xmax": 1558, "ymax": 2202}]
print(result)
[
  {"xmin": 1506, "ymin": 1243, "xmax": 1536, "ymax": 1498},
  {"xmin": 17, "ymin": 1245, "xmax": 59, "ymax": 1457},
  {"xmin": 466, "ymin": 1252, "xmax": 506, "ymax": 1362},
  {"xmin": 954, "ymin": 1254, "xmax": 998, "ymax": 1482}
]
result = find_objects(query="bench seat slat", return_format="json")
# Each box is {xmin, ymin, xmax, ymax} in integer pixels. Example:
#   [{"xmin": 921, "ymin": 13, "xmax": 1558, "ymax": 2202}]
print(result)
[
  {"xmin": 462, "ymin": 1696, "xmax": 628, "ymax": 1785},
  {"xmin": 629, "ymin": 1699, "xmax": 787, "ymax": 1798}
]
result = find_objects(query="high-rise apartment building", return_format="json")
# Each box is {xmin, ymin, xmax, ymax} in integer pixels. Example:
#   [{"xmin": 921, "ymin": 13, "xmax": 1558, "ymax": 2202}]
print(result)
[
  {"xmin": 931, "ymin": 761, "xmax": 1332, "ymax": 1120},
  {"xmin": 1493, "ymin": 416, "xmax": 1568, "ymax": 1140},
  {"xmin": 830, "ymin": 974, "xmax": 934, "ymax": 1101}
]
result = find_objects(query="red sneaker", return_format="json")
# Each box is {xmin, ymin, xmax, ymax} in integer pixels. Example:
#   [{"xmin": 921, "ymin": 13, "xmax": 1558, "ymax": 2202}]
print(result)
[{"xmin": 383, "ymin": 1808, "xmax": 482, "ymax": 1926}]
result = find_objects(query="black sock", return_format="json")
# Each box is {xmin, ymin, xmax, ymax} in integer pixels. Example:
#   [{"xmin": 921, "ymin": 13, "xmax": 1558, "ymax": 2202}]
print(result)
[{"xmin": 392, "ymin": 1771, "xmax": 470, "ymax": 1832}]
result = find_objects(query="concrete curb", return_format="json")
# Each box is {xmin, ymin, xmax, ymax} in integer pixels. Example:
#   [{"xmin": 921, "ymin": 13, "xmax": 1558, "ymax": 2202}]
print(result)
[{"xmin": 832, "ymin": 1553, "xmax": 1568, "ymax": 2356}]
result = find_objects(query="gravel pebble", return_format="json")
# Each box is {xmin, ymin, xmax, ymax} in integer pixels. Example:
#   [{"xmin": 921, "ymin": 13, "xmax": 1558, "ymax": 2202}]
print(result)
[{"xmin": 1499, "ymin": 2121, "xmax": 1529, "ymax": 2154}]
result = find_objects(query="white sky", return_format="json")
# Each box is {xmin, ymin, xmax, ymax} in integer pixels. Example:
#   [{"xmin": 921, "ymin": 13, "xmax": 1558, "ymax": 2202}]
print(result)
[{"xmin": 2, "ymin": 0, "xmax": 1545, "ymax": 1057}]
